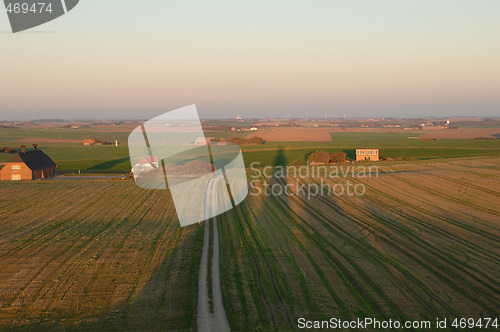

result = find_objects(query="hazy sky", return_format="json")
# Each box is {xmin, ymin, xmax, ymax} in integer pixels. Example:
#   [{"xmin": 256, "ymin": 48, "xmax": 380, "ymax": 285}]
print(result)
[{"xmin": 1, "ymin": 1, "xmax": 499, "ymax": 120}]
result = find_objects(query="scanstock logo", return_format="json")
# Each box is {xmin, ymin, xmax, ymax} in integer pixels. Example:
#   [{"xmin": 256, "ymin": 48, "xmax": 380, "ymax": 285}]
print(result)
[
  {"xmin": 128, "ymin": 105, "xmax": 249, "ymax": 227},
  {"xmin": 4, "ymin": 0, "xmax": 79, "ymax": 33}
]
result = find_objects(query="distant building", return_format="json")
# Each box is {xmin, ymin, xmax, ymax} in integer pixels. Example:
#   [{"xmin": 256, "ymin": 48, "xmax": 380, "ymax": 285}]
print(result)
[
  {"xmin": 356, "ymin": 148, "xmax": 379, "ymax": 162},
  {"xmin": 0, "ymin": 145, "xmax": 57, "ymax": 181},
  {"xmin": 250, "ymin": 127, "xmax": 258, "ymax": 131},
  {"xmin": 82, "ymin": 138, "xmax": 111, "ymax": 146},
  {"xmin": 195, "ymin": 137, "xmax": 215, "ymax": 145},
  {"xmin": 131, "ymin": 156, "xmax": 160, "ymax": 177}
]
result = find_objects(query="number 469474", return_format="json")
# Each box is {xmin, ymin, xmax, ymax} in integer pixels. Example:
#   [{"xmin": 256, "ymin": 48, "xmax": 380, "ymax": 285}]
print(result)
[
  {"xmin": 452, "ymin": 318, "xmax": 498, "ymax": 329},
  {"xmin": 6, "ymin": 3, "xmax": 53, "ymax": 14}
]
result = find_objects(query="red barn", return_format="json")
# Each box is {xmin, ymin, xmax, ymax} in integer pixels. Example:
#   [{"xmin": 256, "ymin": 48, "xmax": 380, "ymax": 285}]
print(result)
[{"xmin": 0, "ymin": 145, "xmax": 57, "ymax": 181}]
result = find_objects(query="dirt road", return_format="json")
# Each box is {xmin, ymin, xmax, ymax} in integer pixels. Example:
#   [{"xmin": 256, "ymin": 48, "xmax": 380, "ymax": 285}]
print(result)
[{"xmin": 197, "ymin": 175, "xmax": 231, "ymax": 332}]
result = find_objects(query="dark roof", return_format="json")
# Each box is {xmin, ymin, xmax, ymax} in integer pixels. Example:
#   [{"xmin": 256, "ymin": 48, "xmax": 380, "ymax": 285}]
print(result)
[{"xmin": 9, "ymin": 150, "xmax": 56, "ymax": 170}]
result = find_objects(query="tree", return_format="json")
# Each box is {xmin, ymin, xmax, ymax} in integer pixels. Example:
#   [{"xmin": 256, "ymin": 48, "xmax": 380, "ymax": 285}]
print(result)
[
  {"xmin": 308, "ymin": 150, "xmax": 331, "ymax": 164},
  {"xmin": 330, "ymin": 152, "xmax": 347, "ymax": 163},
  {"xmin": 308, "ymin": 151, "xmax": 347, "ymax": 164},
  {"xmin": 227, "ymin": 137, "xmax": 264, "ymax": 145}
]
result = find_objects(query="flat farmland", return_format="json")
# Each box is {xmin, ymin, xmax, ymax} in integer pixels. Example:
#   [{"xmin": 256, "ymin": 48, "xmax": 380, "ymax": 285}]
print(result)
[
  {"xmin": 247, "ymin": 127, "xmax": 334, "ymax": 141},
  {"xmin": 0, "ymin": 180, "xmax": 202, "ymax": 330},
  {"xmin": 249, "ymin": 126, "xmax": 500, "ymax": 142},
  {"xmin": 420, "ymin": 127, "xmax": 500, "ymax": 139},
  {"xmin": 239, "ymin": 132, "xmax": 500, "ymax": 166},
  {"xmin": 0, "ymin": 128, "xmax": 132, "ymax": 146},
  {"xmin": 0, "ymin": 128, "xmax": 134, "ymax": 173},
  {"xmin": 0, "ymin": 128, "xmax": 249, "ymax": 173},
  {"xmin": 218, "ymin": 157, "xmax": 500, "ymax": 330},
  {"xmin": 0, "ymin": 156, "xmax": 499, "ymax": 330},
  {"xmin": 2, "ymin": 128, "xmax": 500, "ymax": 173}
]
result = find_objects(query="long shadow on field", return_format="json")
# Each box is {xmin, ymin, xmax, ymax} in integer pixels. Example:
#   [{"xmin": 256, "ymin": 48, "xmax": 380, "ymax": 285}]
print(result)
[
  {"xmin": 88, "ymin": 157, "xmax": 131, "ymax": 172},
  {"xmin": 273, "ymin": 148, "xmax": 287, "ymax": 167},
  {"xmin": 220, "ymin": 148, "xmax": 297, "ymax": 330}
]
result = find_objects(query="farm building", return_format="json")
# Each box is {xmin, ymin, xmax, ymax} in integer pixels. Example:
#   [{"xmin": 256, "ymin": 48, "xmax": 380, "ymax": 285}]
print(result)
[
  {"xmin": 82, "ymin": 138, "xmax": 111, "ymax": 146},
  {"xmin": 131, "ymin": 156, "xmax": 160, "ymax": 178},
  {"xmin": 356, "ymin": 148, "xmax": 379, "ymax": 161},
  {"xmin": 195, "ymin": 137, "xmax": 215, "ymax": 145},
  {"xmin": 0, "ymin": 145, "xmax": 57, "ymax": 181}
]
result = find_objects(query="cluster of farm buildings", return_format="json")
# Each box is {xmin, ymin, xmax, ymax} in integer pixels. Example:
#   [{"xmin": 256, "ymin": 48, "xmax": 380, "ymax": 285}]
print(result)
[
  {"xmin": 194, "ymin": 137, "xmax": 233, "ymax": 145},
  {"xmin": 231, "ymin": 127, "xmax": 258, "ymax": 132},
  {"xmin": 82, "ymin": 139, "xmax": 117, "ymax": 146}
]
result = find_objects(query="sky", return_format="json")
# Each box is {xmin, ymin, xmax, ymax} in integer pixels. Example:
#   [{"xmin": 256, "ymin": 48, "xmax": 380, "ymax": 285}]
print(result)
[{"xmin": 1, "ymin": 1, "xmax": 499, "ymax": 120}]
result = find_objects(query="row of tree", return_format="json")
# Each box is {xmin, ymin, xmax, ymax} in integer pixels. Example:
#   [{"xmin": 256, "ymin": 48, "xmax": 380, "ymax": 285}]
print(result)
[
  {"xmin": 227, "ymin": 137, "xmax": 265, "ymax": 145},
  {"xmin": 307, "ymin": 151, "xmax": 348, "ymax": 164}
]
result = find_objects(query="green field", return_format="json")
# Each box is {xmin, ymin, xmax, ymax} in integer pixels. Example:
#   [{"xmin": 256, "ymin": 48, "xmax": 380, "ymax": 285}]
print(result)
[
  {"xmin": 0, "ymin": 128, "xmax": 133, "ymax": 173},
  {"xmin": 0, "ymin": 127, "xmax": 131, "ymax": 143}
]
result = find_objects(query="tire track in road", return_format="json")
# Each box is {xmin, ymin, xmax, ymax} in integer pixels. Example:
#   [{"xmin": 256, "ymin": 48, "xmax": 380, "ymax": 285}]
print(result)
[{"xmin": 197, "ymin": 175, "xmax": 231, "ymax": 332}]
